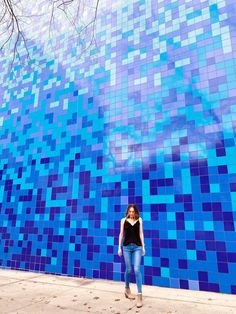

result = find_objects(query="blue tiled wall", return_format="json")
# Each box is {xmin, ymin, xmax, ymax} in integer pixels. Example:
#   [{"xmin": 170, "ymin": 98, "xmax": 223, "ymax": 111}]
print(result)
[{"xmin": 0, "ymin": 0, "xmax": 236, "ymax": 294}]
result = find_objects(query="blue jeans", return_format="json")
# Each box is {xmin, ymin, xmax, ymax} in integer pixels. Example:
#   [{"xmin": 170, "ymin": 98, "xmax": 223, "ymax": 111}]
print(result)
[{"xmin": 123, "ymin": 243, "xmax": 142, "ymax": 293}]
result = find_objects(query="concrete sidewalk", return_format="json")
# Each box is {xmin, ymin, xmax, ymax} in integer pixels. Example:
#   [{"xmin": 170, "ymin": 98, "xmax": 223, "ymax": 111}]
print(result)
[{"xmin": 0, "ymin": 269, "xmax": 235, "ymax": 314}]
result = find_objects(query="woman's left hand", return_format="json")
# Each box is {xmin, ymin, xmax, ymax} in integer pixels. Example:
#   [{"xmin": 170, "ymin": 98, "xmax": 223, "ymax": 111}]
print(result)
[{"xmin": 142, "ymin": 247, "xmax": 145, "ymax": 256}]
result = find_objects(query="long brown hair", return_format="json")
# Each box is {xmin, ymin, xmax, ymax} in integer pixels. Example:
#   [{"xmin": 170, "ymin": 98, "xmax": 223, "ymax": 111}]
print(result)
[{"xmin": 125, "ymin": 204, "xmax": 140, "ymax": 220}]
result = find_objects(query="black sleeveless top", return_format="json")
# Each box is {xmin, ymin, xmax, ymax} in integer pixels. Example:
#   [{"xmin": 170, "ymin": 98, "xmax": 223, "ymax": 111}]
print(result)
[{"xmin": 123, "ymin": 219, "xmax": 142, "ymax": 246}]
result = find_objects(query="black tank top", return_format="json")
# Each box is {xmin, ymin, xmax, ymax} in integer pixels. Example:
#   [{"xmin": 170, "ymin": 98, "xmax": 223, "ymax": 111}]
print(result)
[{"xmin": 123, "ymin": 219, "xmax": 142, "ymax": 246}]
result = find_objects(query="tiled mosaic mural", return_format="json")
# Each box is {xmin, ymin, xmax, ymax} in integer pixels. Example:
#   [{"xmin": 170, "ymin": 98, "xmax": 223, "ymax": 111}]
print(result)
[{"xmin": 0, "ymin": 0, "xmax": 236, "ymax": 294}]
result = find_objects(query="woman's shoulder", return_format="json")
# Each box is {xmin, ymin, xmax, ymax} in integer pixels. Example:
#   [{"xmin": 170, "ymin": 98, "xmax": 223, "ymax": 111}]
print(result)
[
  {"xmin": 139, "ymin": 217, "xmax": 142, "ymax": 223},
  {"xmin": 121, "ymin": 217, "xmax": 126, "ymax": 224}
]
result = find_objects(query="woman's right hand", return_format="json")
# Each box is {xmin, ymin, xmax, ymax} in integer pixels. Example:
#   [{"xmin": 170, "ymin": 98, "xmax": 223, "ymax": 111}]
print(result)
[{"xmin": 118, "ymin": 248, "xmax": 122, "ymax": 256}]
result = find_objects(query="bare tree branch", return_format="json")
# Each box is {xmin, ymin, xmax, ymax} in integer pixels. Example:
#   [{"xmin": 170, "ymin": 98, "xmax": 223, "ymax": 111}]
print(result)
[
  {"xmin": 0, "ymin": 0, "xmax": 29, "ymax": 70},
  {"xmin": 0, "ymin": 0, "xmax": 100, "ymax": 71}
]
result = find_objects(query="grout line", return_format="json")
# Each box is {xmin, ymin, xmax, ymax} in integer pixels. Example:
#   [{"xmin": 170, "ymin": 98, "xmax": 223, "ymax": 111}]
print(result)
[
  {"xmin": 27, "ymin": 278, "xmax": 89, "ymax": 288},
  {"xmin": 7, "ymin": 277, "xmax": 236, "ymax": 310},
  {"xmin": 73, "ymin": 286, "xmax": 236, "ymax": 309},
  {"xmin": 0, "ymin": 274, "xmax": 50, "ymax": 288},
  {"xmin": 5, "ymin": 286, "xmax": 74, "ymax": 314},
  {"xmin": 125, "ymin": 303, "xmax": 137, "ymax": 314},
  {"xmin": 1, "ymin": 274, "xmax": 236, "ymax": 311},
  {"xmin": 0, "ymin": 279, "xmax": 26, "ymax": 288}
]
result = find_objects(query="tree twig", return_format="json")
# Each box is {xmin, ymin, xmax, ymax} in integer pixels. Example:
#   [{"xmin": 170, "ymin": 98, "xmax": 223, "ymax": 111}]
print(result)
[{"xmin": 0, "ymin": 0, "xmax": 100, "ymax": 71}]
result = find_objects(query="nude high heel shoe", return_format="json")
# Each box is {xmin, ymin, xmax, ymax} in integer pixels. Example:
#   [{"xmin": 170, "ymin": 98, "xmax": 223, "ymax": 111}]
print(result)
[
  {"xmin": 137, "ymin": 293, "xmax": 143, "ymax": 308},
  {"xmin": 124, "ymin": 288, "xmax": 135, "ymax": 300}
]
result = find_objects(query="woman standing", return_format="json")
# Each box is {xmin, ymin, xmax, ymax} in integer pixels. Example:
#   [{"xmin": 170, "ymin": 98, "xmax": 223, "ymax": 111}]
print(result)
[{"xmin": 118, "ymin": 204, "xmax": 145, "ymax": 308}]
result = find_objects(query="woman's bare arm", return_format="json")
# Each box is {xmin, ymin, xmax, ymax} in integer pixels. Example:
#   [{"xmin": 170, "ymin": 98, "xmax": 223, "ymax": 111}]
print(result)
[
  {"xmin": 118, "ymin": 218, "xmax": 125, "ymax": 256},
  {"xmin": 139, "ymin": 217, "xmax": 145, "ymax": 255}
]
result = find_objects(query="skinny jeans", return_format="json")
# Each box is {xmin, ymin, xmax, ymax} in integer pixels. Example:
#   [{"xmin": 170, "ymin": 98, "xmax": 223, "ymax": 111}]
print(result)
[{"xmin": 123, "ymin": 243, "xmax": 142, "ymax": 293}]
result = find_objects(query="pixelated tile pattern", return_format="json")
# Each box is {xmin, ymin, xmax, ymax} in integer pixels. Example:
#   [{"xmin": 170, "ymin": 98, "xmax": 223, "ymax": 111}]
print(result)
[{"xmin": 0, "ymin": 0, "xmax": 236, "ymax": 294}]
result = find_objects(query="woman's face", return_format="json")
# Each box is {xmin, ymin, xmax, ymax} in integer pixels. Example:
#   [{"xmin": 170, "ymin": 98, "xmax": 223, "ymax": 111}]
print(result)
[{"xmin": 128, "ymin": 207, "xmax": 135, "ymax": 219}]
